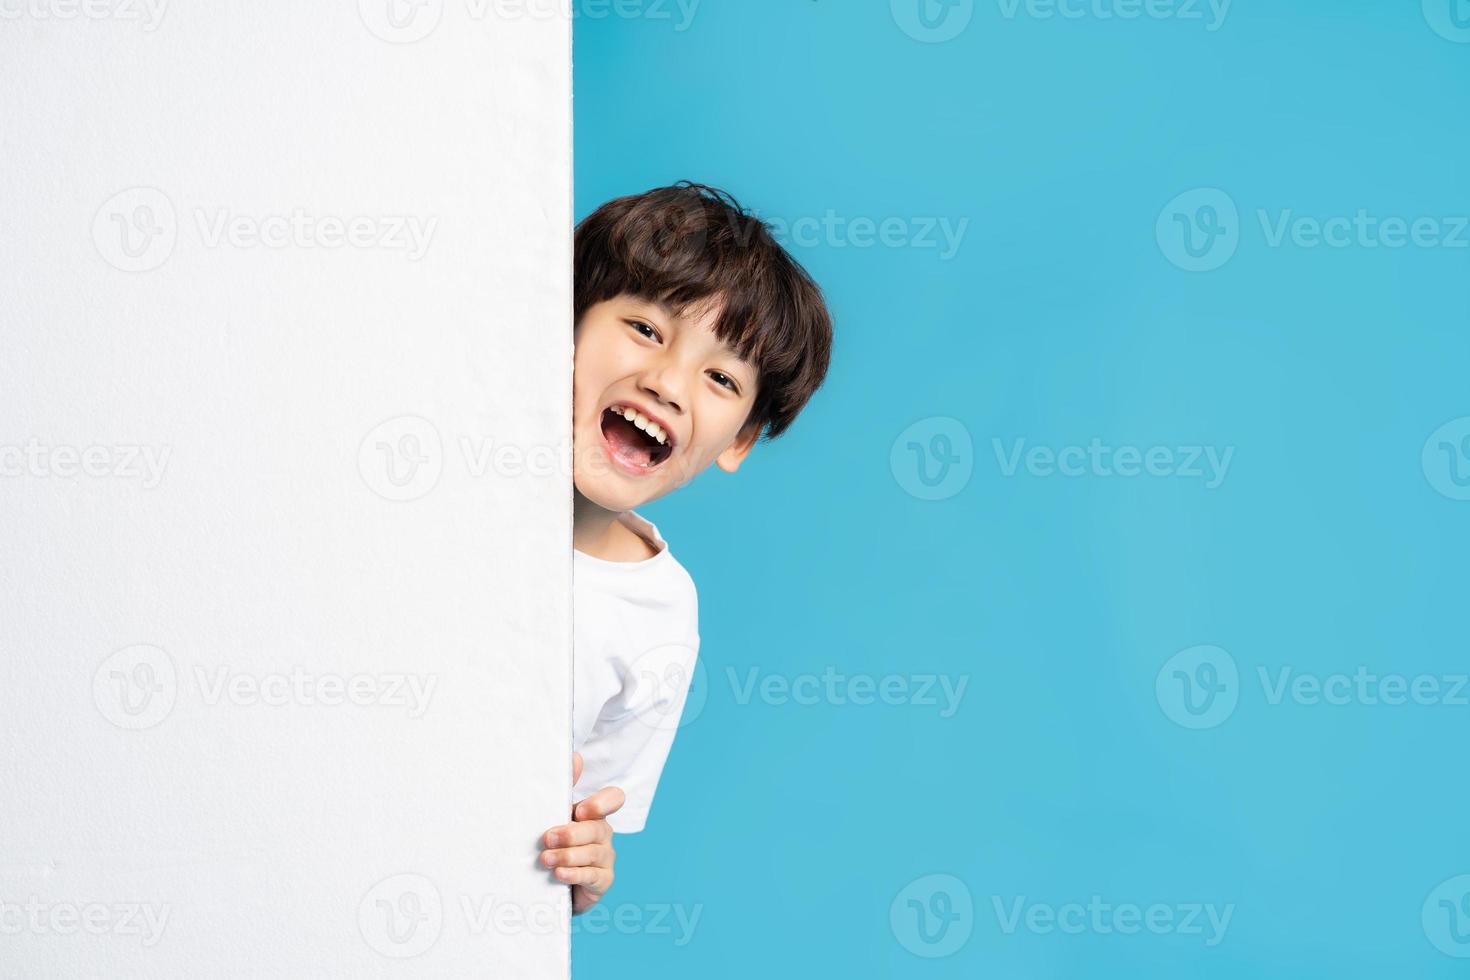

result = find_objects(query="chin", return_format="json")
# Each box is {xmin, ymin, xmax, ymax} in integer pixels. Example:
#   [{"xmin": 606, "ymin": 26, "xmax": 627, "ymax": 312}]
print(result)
[
  {"xmin": 571, "ymin": 433, "xmax": 667, "ymax": 512},
  {"xmin": 573, "ymin": 472, "xmax": 665, "ymax": 514}
]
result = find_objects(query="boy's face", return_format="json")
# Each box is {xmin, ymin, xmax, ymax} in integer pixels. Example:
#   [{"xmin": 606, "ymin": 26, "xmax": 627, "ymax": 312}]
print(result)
[{"xmin": 573, "ymin": 294, "xmax": 760, "ymax": 513}]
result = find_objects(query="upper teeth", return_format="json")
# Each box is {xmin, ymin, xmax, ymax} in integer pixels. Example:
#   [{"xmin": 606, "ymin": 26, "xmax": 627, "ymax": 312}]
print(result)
[{"xmin": 613, "ymin": 405, "xmax": 668, "ymax": 446}]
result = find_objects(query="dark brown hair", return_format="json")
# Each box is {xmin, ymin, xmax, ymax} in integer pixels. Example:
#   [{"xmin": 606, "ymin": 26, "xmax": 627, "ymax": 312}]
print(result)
[{"xmin": 574, "ymin": 182, "xmax": 833, "ymax": 441}]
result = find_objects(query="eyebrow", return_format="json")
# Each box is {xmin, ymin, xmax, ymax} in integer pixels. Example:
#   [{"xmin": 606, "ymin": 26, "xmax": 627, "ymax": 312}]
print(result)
[{"xmin": 633, "ymin": 298, "xmax": 752, "ymax": 372}]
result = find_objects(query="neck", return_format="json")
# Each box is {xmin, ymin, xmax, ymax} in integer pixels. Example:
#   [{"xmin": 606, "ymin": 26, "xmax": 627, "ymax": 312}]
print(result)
[{"xmin": 573, "ymin": 490, "xmax": 652, "ymax": 561}]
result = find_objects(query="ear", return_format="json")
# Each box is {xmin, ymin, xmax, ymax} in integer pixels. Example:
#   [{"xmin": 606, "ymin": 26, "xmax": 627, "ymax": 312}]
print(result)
[{"xmin": 715, "ymin": 420, "xmax": 761, "ymax": 474}]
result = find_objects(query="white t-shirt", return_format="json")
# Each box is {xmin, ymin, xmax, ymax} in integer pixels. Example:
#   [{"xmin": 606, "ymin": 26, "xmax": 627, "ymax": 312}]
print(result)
[{"xmin": 572, "ymin": 510, "xmax": 700, "ymax": 834}]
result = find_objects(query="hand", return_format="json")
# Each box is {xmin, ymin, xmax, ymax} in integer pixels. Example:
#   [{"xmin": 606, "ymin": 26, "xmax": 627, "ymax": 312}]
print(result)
[{"xmin": 541, "ymin": 751, "xmax": 625, "ymax": 914}]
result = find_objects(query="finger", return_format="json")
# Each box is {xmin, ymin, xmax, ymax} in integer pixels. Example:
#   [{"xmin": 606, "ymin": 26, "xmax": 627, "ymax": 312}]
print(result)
[
  {"xmin": 572, "ymin": 751, "xmax": 583, "ymax": 785},
  {"xmin": 540, "ymin": 842, "xmax": 613, "ymax": 870},
  {"xmin": 555, "ymin": 865, "xmax": 613, "ymax": 892},
  {"xmin": 573, "ymin": 785, "xmax": 626, "ymax": 822},
  {"xmin": 542, "ymin": 819, "xmax": 610, "ymax": 849}
]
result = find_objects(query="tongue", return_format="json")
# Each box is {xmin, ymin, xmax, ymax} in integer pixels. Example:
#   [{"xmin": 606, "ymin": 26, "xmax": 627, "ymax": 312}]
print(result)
[{"xmin": 603, "ymin": 413, "xmax": 656, "ymax": 467}]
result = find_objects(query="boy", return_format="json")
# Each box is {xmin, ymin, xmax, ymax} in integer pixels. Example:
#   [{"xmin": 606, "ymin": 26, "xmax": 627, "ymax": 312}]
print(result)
[{"xmin": 538, "ymin": 182, "xmax": 833, "ymax": 913}]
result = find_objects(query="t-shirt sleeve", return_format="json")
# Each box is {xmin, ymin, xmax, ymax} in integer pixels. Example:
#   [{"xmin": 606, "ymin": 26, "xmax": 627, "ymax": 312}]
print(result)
[
  {"xmin": 573, "ymin": 574, "xmax": 700, "ymax": 834},
  {"xmin": 573, "ymin": 636, "xmax": 699, "ymax": 833}
]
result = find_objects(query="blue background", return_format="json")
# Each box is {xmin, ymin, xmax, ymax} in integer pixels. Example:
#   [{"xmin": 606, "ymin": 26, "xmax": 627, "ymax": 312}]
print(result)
[{"xmin": 574, "ymin": 2, "xmax": 1470, "ymax": 975}]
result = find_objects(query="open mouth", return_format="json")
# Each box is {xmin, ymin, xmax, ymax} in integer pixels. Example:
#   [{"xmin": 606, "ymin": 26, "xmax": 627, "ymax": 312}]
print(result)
[{"xmin": 599, "ymin": 404, "xmax": 674, "ymax": 472}]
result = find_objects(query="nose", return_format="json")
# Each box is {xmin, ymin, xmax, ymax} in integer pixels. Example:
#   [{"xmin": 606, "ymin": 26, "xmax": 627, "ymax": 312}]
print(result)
[{"xmin": 636, "ymin": 359, "xmax": 685, "ymax": 415}]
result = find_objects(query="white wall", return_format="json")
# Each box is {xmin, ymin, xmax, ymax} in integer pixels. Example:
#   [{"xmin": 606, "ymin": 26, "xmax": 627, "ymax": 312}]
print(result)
[{"xmin": 0, "ymin": 3, "xmax": 571, "ymax": 976}]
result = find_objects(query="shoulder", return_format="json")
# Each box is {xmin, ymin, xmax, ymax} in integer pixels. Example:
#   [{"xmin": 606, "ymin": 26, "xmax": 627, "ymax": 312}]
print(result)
[
  {"xmin": 661, "ymin": 551, "xmax": 699, "ymax": 618},
  {"xmin": 628, "ymin": 511, "xmax": 700, "ymax": 606},
  {"xmin": 641, "ymin": 543, "xmax": 697, "ymax": 633}
]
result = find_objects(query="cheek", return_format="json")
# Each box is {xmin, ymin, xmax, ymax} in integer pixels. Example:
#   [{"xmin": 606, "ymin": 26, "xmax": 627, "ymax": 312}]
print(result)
[
  {"xmin": 689, "ymin": 399, "xmax": 752, "ymax": 454},
  {"xmin": 573, "ymin": 330, "xmax": 637, "ymax": 388},
  {"xmin": 571, "ymin": 338, "xmax": 612, "ymax": 401}
]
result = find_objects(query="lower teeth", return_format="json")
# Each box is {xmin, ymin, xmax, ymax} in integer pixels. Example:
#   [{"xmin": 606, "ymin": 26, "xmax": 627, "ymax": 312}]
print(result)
[{"xmin": 603, "ymin": 410, "xmax": 666, "ymax": 468}]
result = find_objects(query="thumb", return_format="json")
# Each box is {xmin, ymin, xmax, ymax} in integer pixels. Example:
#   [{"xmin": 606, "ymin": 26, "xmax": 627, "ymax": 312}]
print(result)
[{"xmin": 572, "ymin": 751, "xmax": 583, "ymax": 785}]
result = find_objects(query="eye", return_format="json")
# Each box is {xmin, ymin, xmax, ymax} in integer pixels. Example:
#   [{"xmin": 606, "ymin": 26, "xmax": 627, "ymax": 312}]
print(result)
[
  {"xmin": 627, "ymin": 319, "xmax": 660, "ymax": 342},
  {"xmin": 709, "ymin": 370, "xmax": 740, "ymax": 393}
]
